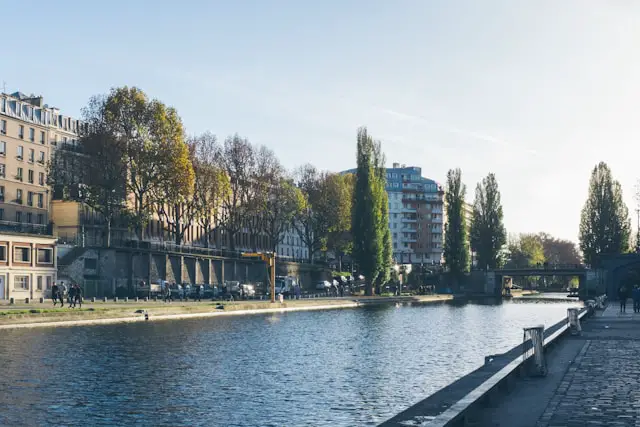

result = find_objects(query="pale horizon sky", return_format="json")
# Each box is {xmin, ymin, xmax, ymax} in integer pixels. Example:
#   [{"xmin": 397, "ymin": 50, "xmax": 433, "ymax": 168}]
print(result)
[{"xmin": 4, "ymin": 1, "xmax": 640, "ymax": 243}]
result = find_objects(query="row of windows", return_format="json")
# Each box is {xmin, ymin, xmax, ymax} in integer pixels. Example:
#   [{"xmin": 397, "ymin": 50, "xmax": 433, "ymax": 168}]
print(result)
[
  {"xmin": 0, "ymin": 208, "xmax": 45, "ymax": 225},
  {"xmin": 0, "ymin": 97, "xmax": 80, "ymax": 133},
  {"xmin": 0, "ymin": 186, "xmax": 44, "ymax": 208},
  {"xmin": 0, "ymin": 165, "xmax": 46, "ymax": 186},
  {"xmin": 0, "ymin": 119, "xmax": 74, "ymax": 147},
  {"xmin": 13, "ymin": 275, "xmax": 54, "ymax": 291},
  {"xmin": 0, "ymin": 245, "xmax": 53, "ymax": 264},
  {"xmin": 0, "ymin": 144, "xmax": 47, "ymax": 163}
]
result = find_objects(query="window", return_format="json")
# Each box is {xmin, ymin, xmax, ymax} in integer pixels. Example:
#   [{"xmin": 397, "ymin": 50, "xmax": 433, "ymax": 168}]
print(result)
[
  {"xmin": 29, "ymin": 128, "xmax": 34, "ymax": 142},
  {"xmin": 15, "ymin": 211, "xmax": 21, "ymax": 222},
  {"xmin": 37, "ymin": 193, "xmax": 43, "ymax": 208},
  {"xmin": 28, "ymin": 149, "xmax": 34, "ymax": 163},
  {"xmin": 16, "ymin": 189, "xmax": 22, "ymax": 204},
  {"xmin": 0, "ymin": 245, "xmax": 6, "ymax": 261},
  {"xmin": 0, "ymin": 141, "xmax": 5, "ymax": 155},
  {"xmin": 38, "ymin": 151, "xmax": 45, "ymax": 163},
  {"xmin": 26, "ymin": 212, "xmax": 32, "ymax": 223},
  {"xmin": 0, "ymin": 121, "xmax": 5, "ymax": 135},
  {"xmin": 46, "ymin": 276, "xmax": 52, "ymax": 290},
  {"xmin": 16, "ymin": 167, "xmax": 22, "ymax": 181},
  {"xmin": 17, "ymin": 125, "xmax": 24, "ymax": 139},
  {"xmin": 27, "ymin": 192, "xmax": 33, "ymax": 206},
  {"xmin": 0, "ymin": 187, "xmax": 3, "ymax": 201},
  {"xmin": 0, "ymin": 99, "xmax": 4, "ymax": 113},
  {"xmin": 17, "ymin": 146, "xmax": 23, "ymax": 160},
  {"xmin": 38, "ymin": 172, "xmax": 44, "ymax": 186},
  {"xmin": 37, "ymin": 248, "xmax": 53, "ymax": 264},
  {"xmin": 13, "ymin": 246, "xmax": 30, "ymax": 263},
  {"xmin": 0, "ymin": 164, "xmax": 5, "ymax": 178},
  {"xmin": 28, "ymin": 170, "xmax": 34, "ymax": 184},
  {"xmin": 53, "ymin": 135, "xmax": 57, "ymax": 146},
  {"xmin": 40, "ymin": 131, "xmax": 45, "ymax": 144},
  {"xmin": 14, "ymin": 275, "xmax": 29, "ymax": 290},
  {"xmin": 37, "ymin": 276, "xmax": 43, "ymax": 291},
  {"xmin": 37, "ymin": 214, "xmax": 43, "ymax": 224}
]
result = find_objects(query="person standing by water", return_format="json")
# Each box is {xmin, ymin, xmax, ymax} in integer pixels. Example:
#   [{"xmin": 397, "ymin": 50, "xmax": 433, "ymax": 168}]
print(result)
[
  {"xmin": 619, "ymin": 285, "xmax": 629, "ymax": 313},
  {"xmin": 68, "ymin": 284, "xmax": 77, "ymax": 309},
  {"xmin": 74, "ymin": 284, "xmax": 83, "ymax": 309},
  {"xmin": 633, "ymin": 285, "xmax": 640, "ymax": 313}
]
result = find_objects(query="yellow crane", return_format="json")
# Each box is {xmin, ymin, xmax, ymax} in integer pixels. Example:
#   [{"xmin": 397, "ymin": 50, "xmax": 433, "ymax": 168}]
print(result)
[{"xmin": 242, "ymin": 252, "xmax": 276, "ymax": 303}]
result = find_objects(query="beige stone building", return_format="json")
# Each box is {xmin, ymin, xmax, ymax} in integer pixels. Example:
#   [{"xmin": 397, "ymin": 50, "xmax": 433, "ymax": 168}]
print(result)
[
  {"xmin": 0, "ymin": 91, "xmax": 80, "ymax": 233},
  {"xmin": 0, "ymin": 231, "xmax": 57, "ymax": 300}
]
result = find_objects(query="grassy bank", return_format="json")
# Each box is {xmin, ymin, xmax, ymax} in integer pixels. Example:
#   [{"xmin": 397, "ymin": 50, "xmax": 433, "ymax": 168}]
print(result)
[{"xmin": 0, "ymin": 294, "xmax": 452, "ymax": 327}]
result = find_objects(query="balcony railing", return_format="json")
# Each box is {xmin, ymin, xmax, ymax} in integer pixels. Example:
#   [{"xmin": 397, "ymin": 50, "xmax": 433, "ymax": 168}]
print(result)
[{"xmin": 0, "ymin": 221, "xmax": 51, "ymax": 235}]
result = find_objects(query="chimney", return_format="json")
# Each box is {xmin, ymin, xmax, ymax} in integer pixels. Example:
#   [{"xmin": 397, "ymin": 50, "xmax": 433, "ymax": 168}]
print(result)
[{"xmin": 393, "ymin": 162, "xmax": 400, "ymax": 168}]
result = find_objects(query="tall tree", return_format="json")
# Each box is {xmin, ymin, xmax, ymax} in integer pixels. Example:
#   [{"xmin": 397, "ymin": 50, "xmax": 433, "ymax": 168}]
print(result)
[
  {"xmin": 470, "ymin": 173, "xmax": 507, "ymax": 270},
  {"xmin": 443, "ymin": 168, "xmax": 470, "ymax": 278},
  {"xmin": 48, "ymin": 128, "xmax": 128, "ymax": 247},
  {"xmin": 351, "ymin": 127, "xmax": 387, "ymax": 295},
  {"xmin": 247, "ymin": 145, "xmax": 282, "ymax": 251},
  {"xmin": 579, "ymin": 162, "xmax": 631, "ymax": 265},
  {"xmin": 263, "ymin": 178, "xmax": 302, "ymax": 252},
  {"xmin": 373, "ymin": 142, "xmax": 392, "ymax": 291},
  {"xmin": 292, "ymin": 164, "xmax": 331, "ymax": 263},
  {"xmin": 152, "ymin": 104, "xmax": 195, "ymax": 245},
  {"xmin": 218, "ymin": 134, "xmax": 255, "ymax": 251},
  {"xmin": 190, "ymin": 133, "xmax": 230, "ymax": 248},
  {"xmin": 325, "ymin": 173, "xmax": 355, "ymax": 271}
]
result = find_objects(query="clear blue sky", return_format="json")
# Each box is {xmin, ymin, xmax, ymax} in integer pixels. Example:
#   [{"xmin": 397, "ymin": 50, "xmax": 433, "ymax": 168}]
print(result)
[{"xmin": 4, "ymin": 0, "xmax": 640, "ymax": 243}]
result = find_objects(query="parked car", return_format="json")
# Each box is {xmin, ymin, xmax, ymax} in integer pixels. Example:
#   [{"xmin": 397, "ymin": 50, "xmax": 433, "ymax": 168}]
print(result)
[
  {"xmin": 315, "ymin": 280, "xmax": 332, "ymax": 290},
  {"xmin": 240, "ymin": 284, "xmax": 256, "ymax": 299}
]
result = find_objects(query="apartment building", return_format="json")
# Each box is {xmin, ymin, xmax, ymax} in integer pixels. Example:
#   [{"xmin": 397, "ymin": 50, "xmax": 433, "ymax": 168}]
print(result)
[
  {"xmin": 0, "ymin": 92, "xmax": 80, "ymax": 235},
  {"xmin": 276, "ymin": 223, "xmax": 310, "ymax": 261},
  {"xmin": 386, "ymin": 163, "xmax": 445, "ymax": 265},
  {"xmin": 0, "ymin": 231, "xmax": 57, "ymax": 300}
]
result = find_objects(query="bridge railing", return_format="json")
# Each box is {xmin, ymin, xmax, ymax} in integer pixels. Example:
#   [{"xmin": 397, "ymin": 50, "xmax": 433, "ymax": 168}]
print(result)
[{"xmin": 496, "ymin": 263, "xmax": 587, "ymax": 271}]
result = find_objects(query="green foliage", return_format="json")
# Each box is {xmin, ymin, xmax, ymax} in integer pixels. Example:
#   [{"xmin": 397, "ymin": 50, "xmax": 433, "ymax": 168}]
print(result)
[
  {"xmin": 507, "ymin": 233, "xmax": 545, "ymax": 267},
  {"xmin": 190, "ymin": 132, "xmax": 230, "ymax": 248},
  {"xmin": 579, "ymin": 162, "xmax": 631, "ymax": 265},
  {"xmin": 263, "ymin": 178, "xmax": 302, "ymax": 251},
  {"xmin": 351, "ymin": 127, "xmax": 390, "ymax": 295},
  {"xmin": 443, "ymin": 168, "xmax": 470, "ymax": 276},
  {"xmin": 536, "ymin": 232, "xmax": 580, "ymax": 264},
  {"xmin": 325, "ymin": 173, "xmax": 355, "ymax": 270},
  {"xmin": 470, "ymin": 173, "xmax": 507, "ymax": 270},
  {"xmin": 292, "ymin": 165, "xmax": 331, "ymax": 262}
]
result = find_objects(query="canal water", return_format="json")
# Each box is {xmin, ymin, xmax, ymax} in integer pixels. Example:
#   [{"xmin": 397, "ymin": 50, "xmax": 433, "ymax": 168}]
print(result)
[{"xmin": 0, "ymin": 298, "xmax": 579, "ymax": 426}]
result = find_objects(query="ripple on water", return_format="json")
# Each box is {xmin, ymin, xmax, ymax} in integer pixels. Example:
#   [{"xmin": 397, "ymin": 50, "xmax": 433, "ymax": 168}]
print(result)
[{"xmin": 0, "ymin": 298, "xmax": 579, "ymax": 426}]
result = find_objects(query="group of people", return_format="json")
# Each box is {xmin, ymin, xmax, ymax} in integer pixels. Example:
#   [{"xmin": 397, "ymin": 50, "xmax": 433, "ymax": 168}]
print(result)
[
  {"xmin": 51, "ymin": 282, "xmax": 83, "ymax": 309},
  {"xmin": 617, "ymin": 285, "xmax": 640, "ymax": 313},
  {"xmin": 163, "ymin": 283, "xmax": 202, "ymax": 303}
]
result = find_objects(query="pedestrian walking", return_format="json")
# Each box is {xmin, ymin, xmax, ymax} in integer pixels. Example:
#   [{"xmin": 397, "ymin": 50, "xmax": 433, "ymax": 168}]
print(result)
[
  {"xmin": 195, "ymin": 284, "xmax": 202, "ymax": 302},
  {"xmin": 74, "ymin": 284, "xmax": 83, "ymax": 309},
  {"xmin": 619, "ymin": 285, "xmax": 628, "ymax": 313},
  {"xmin": 164, "ymin": 283, "xmax": 172, "ymax": 303},
  {"xmin": 68, "ymin": 284, "xmax": 77, "ymax": 308},
  {"xmin": 51, "ymin": 282, "xmax": 60, "ymax": 307}
]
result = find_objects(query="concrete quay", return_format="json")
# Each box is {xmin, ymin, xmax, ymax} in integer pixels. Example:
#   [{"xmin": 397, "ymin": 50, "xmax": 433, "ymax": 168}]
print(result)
[
  {"xmin": 382, "ymin": 300, "xmax": 640, "ymax": 427},
  {"xmin": 475, "ymin": 303, "xmax": 640, "ymax": 427}
]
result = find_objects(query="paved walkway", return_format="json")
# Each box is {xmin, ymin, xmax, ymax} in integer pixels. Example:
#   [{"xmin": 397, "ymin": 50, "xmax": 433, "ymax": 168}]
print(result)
[
  {"xmin": 536, "ymin": 304, "xmax": 640, "ymax": 427},
  {"xmin": 473, "ymin": 303, "xmax": 640, "ymax": 427}
]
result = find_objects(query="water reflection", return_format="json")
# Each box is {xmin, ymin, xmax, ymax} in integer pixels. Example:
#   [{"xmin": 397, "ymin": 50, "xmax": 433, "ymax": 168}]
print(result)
[{"xmin": 0, "ymin": 299, "xmax": 579, "ymax": 426}]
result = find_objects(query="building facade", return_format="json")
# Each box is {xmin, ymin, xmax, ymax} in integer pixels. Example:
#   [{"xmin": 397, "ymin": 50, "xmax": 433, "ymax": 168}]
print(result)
[
  {"xmin": 0, "ymin": 232, "xmax": 57, "ymax": 300},
  {"xmin": 386, "ymin": 163, "xmax": 445, "ymax": 265},
  {"xmin": 276, "ymin": 223, "xmax": 310, "ymax": 261},
  {"xmin": 0, "ymin": 92, "xmax": 79, "ymax": 234}
]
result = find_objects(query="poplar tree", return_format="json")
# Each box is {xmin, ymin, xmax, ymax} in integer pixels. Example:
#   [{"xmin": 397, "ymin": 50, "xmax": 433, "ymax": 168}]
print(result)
[
  {"xmin": 579, "ymin": 162, "xmax": 631, "ymax": 265},
  {"xmin": 443, "ymin": 168, "xmax": 469, "ymax": 278},
  {"xmin": 470, "ymin": 173, "xmax": 507, "ymax": 270},
  {"xmin": 352, "ymin": 127, "xmax": 389, "ymax": 295}
]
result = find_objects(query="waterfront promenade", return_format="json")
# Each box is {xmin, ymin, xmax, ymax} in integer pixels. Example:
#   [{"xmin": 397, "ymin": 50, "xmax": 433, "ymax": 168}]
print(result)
[{"xmin": 473, "ymin": 303, "xmax": 640, "ymax": 427}]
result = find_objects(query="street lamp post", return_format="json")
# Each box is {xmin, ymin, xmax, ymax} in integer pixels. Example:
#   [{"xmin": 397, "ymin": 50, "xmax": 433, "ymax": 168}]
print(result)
[{"xmin": 636, "ymin": 209, "xmax": 640, "ymax": 252}]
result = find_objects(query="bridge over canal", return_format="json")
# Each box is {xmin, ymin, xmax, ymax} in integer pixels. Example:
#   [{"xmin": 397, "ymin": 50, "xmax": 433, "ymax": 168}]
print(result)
[{"xmin": 486, "ymin": 253, "xmax": 640, "ymax": 300}]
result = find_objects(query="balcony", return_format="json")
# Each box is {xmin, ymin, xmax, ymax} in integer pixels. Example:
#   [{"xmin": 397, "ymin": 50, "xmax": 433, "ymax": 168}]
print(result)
[{"xmin": 401, "ymin": 216, "xmax": 417, "ymax": 222}]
